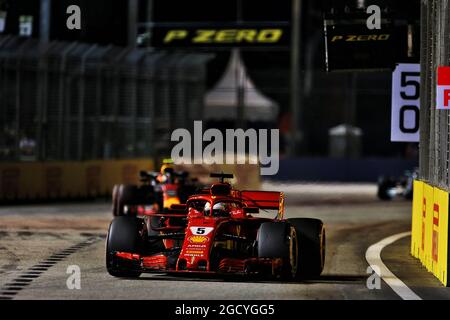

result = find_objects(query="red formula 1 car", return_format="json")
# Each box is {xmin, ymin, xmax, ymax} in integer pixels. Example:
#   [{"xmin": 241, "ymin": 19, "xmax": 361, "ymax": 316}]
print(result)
[{"xmin": 106, "ymin": 173, "xmax": 326, "ymax": 280}]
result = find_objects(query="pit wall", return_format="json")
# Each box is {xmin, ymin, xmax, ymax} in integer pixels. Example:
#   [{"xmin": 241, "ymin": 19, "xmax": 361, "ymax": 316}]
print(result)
[{"xmin": 411, "ymin": 180, "xmax": 450, "ymax": 286}]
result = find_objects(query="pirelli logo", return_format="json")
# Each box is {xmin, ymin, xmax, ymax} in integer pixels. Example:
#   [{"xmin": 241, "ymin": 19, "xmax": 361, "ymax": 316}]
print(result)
[
  {"xmin": 432, "ymin": 203, "xmax": 439, "ymax": 263},
  {"xmin": 331, "ymin": 34, "xmax": 390, "ymax": 42},
  {"xmin": 422, "ymin": 197, "xmax": 426, "ymax": 251},
  {"xmin": 147, "ymin": 25, "xmax": 290, "ymax": 48},
  {"xmin": 164, "ymin": 29, "xmax": 283, "ymax": 44}
]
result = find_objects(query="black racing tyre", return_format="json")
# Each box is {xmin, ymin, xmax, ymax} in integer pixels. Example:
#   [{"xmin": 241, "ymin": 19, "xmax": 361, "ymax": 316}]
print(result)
[
  {"xmin": 287, "ymin": 218, "xmax": 325, "ymax": 278},
  {"xmin": 106, "ymin": 216, "xmax": 145, "ymax": 278},
  {"xmin": 116, "ymin": 184, "xmax": 139, "ymax": 216},
  {"xmin": 377, "ymin": 177, "xmax": 396, "ymax": 201},
  {"xmin": 257, "ymin": 222, "xmax": 298, "ymax": 278}
]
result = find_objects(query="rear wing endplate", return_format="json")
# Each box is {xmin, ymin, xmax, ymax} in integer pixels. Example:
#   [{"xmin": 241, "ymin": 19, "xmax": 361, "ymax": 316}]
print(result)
[{"xmin": 237, "ymin": 190, "xmax": 285, "ymax": 219}]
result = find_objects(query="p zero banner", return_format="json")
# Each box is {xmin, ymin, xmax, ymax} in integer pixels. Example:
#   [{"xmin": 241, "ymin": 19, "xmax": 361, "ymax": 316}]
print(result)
[
  {"xmin": 411, "ymin": 180, "xmax": 450, "ymax": 286},
  {"xmin": 391, "ymin": 63, "xmax": 420, "ymax": 142},
  {"xmin": 137, "ymin": 23, "xmax": 290, "ymax": 48},
  {"xmin": 324, "ymin": 19, "xmax": 395, "ymax": 71}
]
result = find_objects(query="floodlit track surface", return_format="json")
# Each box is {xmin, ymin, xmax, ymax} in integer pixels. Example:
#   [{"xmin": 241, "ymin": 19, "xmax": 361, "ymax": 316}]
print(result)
[{"xmin": 0, "ymin": 183, "xmax": 447, "ymax": 300}]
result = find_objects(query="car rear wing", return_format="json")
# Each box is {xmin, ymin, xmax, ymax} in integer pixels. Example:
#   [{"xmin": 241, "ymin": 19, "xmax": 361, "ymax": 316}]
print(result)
[{"xmin": 237, "ymin": 191, "xmax": 285, "ymax": 219}]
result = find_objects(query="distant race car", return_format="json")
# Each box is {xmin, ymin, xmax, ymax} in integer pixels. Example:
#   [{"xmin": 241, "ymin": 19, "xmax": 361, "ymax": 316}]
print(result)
[
  {"xmin": 106, "ymin": 173, "xmax": 326, "ymax": 280},
  {"xmin": 377, "ymin": 168, "xmax": 418, "ymax": 201},
  {"xmin": 112, "ymin": 160, "xmax": 202, "ymax": 216}
]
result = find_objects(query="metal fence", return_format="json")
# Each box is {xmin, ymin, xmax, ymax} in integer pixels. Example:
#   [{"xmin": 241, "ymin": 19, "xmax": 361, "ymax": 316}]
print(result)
[
  {"xmin": 0, "ymin": 35, "xmax": 212, "ymax": 162},
  {"xmin": 419, "ymin": 0, "xmax": 450, "ymax": 190}
]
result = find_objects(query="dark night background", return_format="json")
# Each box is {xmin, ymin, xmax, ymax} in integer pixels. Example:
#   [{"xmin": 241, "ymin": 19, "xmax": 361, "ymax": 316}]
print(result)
[{"xmin": 1, "ymin": 0, "xmax": 421, "ymax": 158}]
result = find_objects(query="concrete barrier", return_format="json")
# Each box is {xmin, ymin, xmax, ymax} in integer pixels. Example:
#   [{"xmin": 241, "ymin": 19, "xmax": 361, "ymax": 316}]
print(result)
[
  {"xmin": 0, "ymin": 159, "xmax": 154, "ymax": 202},
  {"xmin": 411, "ymin": 180, "xmax": 449, "ymax": 286}
]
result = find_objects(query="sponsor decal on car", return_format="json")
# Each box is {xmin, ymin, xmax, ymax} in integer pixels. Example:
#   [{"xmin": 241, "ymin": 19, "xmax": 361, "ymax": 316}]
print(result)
[
  {"xmin": 187, "ymin": 244, "xmax": 207, "ymax": 248},
  {"xmin": 185, "ymin": 249, "xmax": 205, "ymax": 257},
  {"xmin": 188, "ymin": 235, "xmax": 209, "ymax": 244},
  {"xmin": 190, "ymin": 226, "xmax": 214, "ymax": 235}
]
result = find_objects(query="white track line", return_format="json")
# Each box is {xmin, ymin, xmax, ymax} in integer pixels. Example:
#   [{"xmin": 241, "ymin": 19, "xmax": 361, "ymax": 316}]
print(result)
[{"xmin": 365, "ymin": 231, "xmax": 422, "ymax": 300}]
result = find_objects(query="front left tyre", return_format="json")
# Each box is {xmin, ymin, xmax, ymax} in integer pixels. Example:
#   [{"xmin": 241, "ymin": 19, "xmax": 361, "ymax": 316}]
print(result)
[{"xmin": 106, "ymin": 216, "xmax": 146, "ymax": 278}]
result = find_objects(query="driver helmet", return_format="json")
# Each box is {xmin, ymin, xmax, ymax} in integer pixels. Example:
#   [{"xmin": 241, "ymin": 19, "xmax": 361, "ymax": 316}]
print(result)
[
  {"xmin": 160, "ymin": 163, "xmax": 174, "ymax": 175},
  {"xmin": 212, "ymin": 202, "xmax": 230, "ymax": 217}
]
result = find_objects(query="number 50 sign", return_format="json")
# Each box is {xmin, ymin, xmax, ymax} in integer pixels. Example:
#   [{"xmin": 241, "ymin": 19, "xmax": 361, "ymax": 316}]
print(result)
[{"xmin": 391, "ymin": 64, "xmax": 420, "ymax": 142}]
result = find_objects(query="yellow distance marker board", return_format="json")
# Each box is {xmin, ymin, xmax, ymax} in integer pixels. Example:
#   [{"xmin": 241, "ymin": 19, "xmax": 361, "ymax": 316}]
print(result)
[
  {"xmin": 411, "ymin": 180, "xmax": 423, "ymax": 258},
  {"xmin": 423, "ymin": 183, "xmax": 434, "ymax": 271},
  {"xmin": 433, "ymin": 187, "xmax": 449, "ymax": 285},
  {"xmin": 411, "ymin": 180, "xmax": 450, "ymax": 286}
]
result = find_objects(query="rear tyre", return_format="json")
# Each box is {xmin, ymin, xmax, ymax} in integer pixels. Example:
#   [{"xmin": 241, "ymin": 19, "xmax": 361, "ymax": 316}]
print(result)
[
  {"xmin": 257, "ymin": 222, "xmax": 298, "ymax": 278},
  {"xmin": 106, "ymin": 216, "xmax": 145, "ymax": 278},
  {"xmin": 116, "ymin": 184, "xmax": 139, "ymax": 216},
  {"xmin": 287, "ymin": 218, "xmax": 325, "ymax": 278},
  {"xmin": 377, "ymin": 177, "xmax": 396, "ymax": 201}
]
